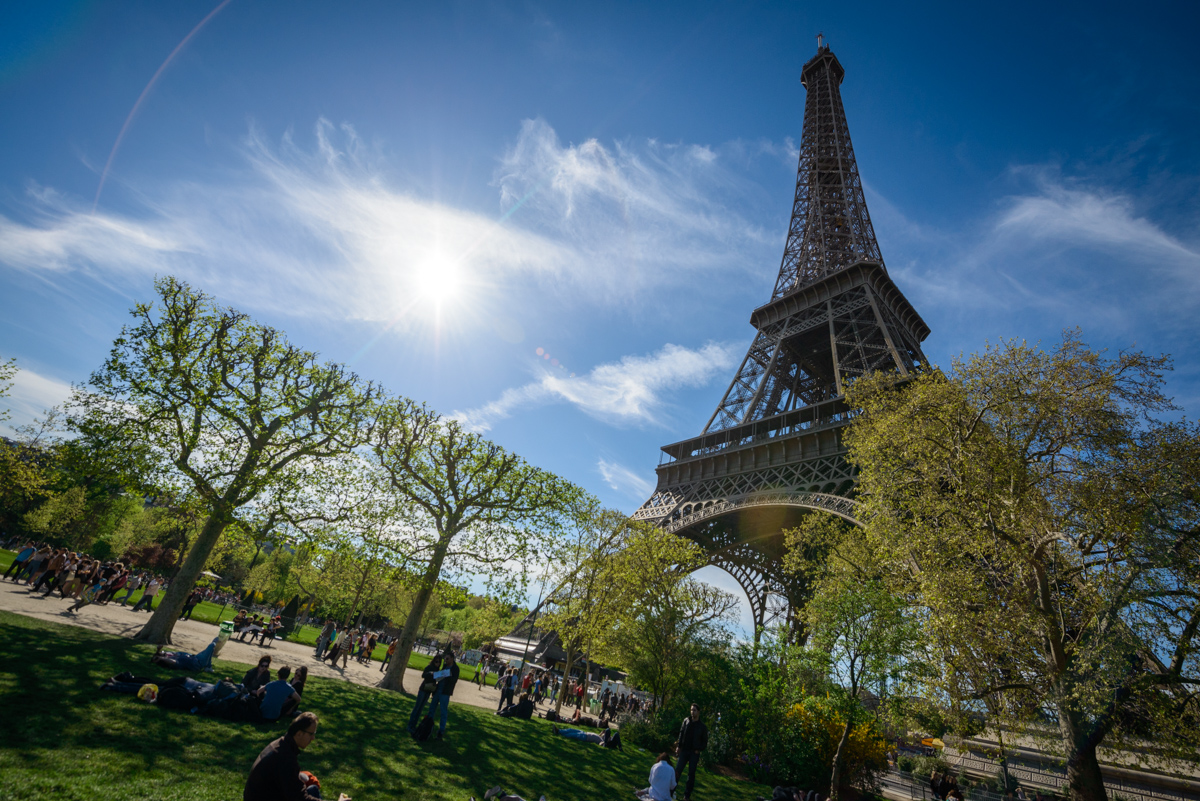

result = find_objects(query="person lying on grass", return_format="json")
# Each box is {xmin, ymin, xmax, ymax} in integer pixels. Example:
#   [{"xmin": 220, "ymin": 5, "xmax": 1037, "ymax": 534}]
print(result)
[
  {"xmin": 244, "ymin": 711, "xmax": 351, "ymax": 801},
  {"xmin": 548, "ymin": 723, "xmax": 622, "ymax": 751},
  {"xmin": 151, "ymin": 636, "xmax": 220, "ymax": 672}
]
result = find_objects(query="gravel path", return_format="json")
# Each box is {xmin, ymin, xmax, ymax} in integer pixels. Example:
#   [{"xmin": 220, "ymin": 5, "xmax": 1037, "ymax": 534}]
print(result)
[{"xmin": 0, "ymin": 579, "xmax": 509, "ymax": 712}]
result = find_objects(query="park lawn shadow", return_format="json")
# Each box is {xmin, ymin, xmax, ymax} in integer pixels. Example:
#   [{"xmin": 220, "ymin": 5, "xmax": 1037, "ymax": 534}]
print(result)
[{"xmin": 0, "ymin": 609, "xmax": 770, "ymax": 800}]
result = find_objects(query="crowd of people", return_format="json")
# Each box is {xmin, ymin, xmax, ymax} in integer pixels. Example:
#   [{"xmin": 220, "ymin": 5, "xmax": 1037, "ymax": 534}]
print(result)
[
  {"xmin": 4, "ymin": 540, "xmax": 169, "ymax": 615},
  {"xmin": 313, "ymin": 619, "xmax": 387, "ymax": 669},
  {"xmin": 3, "ymin": 539, "xmax": 730, "ymax": 801}
]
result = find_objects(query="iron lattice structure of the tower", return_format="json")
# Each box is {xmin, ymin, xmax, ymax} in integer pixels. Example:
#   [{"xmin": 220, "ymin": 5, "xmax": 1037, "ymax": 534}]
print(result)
[{"xmin": 634, "ymin": 43, "xmax": 931, "ymax": 638}]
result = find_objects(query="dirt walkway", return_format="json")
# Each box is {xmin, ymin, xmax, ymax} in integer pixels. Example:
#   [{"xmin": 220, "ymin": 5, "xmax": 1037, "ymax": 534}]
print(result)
[{"xmin": 0, "ymin": 580, "xmax": 510, "ymax": 713}]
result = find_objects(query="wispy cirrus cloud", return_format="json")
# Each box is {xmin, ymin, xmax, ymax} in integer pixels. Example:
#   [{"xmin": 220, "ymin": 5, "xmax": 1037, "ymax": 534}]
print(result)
[
  {"xmin": 993, "ymin": 171, "xmax": 1200, "ymax": 265},
  {"xmin": 0, "ymin": 118, "xmax": 778, "ymax": 325},
  {"xmin": 452, "ymin": 341, "xmax": 739, "ymax": 432},
  {"xmin": 0, "ymin": 362, "xmax": 73, "ymax": 437},
  {"xmin": 597, "ymin": 457, "xmax": 654, "ymax": 500},
  {"xmin": 883, "ymin": 167, "xmax": 1200, "ymax": 327}
]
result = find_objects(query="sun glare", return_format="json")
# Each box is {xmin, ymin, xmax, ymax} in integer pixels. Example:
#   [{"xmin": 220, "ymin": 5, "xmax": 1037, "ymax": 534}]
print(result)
[{"xmin": 412, "ymin": 259, "xmax": 462, "ymax": 305}]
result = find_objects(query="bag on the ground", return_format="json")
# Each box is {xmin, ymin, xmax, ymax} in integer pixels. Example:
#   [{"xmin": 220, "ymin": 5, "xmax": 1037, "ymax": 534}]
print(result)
[
  {"xmin": 156, "ymin": 684, "xmax": 198, "ymax": 710},
  {"xmin": 543, "ymin": 708, "xmax": 558, "ymax": 722},
  {"xmin": 413, "ymin": 714, "xmax": 435, "ymax": 742}
]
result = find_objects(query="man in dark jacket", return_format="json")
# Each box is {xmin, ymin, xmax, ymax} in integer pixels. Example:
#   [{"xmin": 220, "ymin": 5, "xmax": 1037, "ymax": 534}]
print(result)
[
  {"xmin": 243, "ymin": 712, "xmax": 350, "ymax": 801},
  {"xmin": 430, "ymin": 650, "xmax": 460, "ymax": 740},
  {"xmin": 676, "ymin": 703, "xmax": 708, "ymax": 801}
]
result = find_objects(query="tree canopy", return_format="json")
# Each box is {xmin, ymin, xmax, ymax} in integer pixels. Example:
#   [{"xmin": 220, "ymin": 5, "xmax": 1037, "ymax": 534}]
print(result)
[
  {"xmin": 72, "ymin": 277, "xmax": 378, "ymax": 643},
  {"xmin": 370, "ymin": 395, "xmax": 587, "ymax": 692},
  {"xmin": 845, "ymin": 333, "xmax": 1200, "ymax": 801}
]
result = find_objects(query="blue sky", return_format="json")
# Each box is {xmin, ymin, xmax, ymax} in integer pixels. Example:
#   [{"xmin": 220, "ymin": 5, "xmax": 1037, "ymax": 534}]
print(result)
[{"xmin": 3, "ymin": 1, "xmax": 1199, "ymax": 631}]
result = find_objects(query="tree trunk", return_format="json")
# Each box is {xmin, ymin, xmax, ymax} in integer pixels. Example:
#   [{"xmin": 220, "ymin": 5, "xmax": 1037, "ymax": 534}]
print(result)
[
  {"xmin": 829, "ymin": 717, "xmax": 853, "ymax": 801},
  {"xmin": 555, "ymin": 643, "xmax": 577, "ymax": 715},
  {"xmin": 133, "ymin": 509, "xmax": 229, "ymax": 644},
  {"xmin": 1060, "ymin": 708, "xmax": 1109, "ymax": 801},
  {"xmin": 378, "ymin": 534, "xmax": 451, "ymax": 692}
]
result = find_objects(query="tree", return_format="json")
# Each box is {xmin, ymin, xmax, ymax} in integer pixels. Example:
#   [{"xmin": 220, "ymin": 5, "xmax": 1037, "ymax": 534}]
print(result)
[
  {"xmin": 538, "ymin": 507, "xmax": 639, "ymax": 712},
  {"xmin": 370, "ymin": 397, "xmax": 585, "ymax": 692},
  {"xmin": 845, "ymin": 333, "xmax": 1200, "ymax": 801},
  {"xmin": 73, "ymin": 277, "xmax": 378, "ymax": 643},
  {"xmin": 607, "ymin": 527, "xmax": 739, "ymax": 709},
  {"xmin": 0, "ymin": 356, "xmax": 15, "ymax": 424},
  {"xmin": 0, "ymin": 373, "xmax": 61, "ymax": 537},
  {"xmin": 787, "ymin": 513, "xmax": 917, "ymax": 800}
]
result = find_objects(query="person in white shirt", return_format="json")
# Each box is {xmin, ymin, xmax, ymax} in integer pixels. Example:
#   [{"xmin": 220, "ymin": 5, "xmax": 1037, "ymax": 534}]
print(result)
[
  {"xmin": 637, "ymin": 752, "xmax": 678, "ymax": 801},
  {"xmin": 131, "ymin": 578, "xmax": 161, "ymax": 612}
]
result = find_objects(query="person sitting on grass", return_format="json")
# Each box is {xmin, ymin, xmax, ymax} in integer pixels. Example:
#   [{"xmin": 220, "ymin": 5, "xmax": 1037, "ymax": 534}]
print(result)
[
  {"xmin": 549, "ymin": 723, "xmax": 622, "ymax": 751},
  {"xmin": 497, "ymin": 692, "xmax": 535, "ymax": 720},
  {"xmin": 243, "ymin": 712, "xmax": 351, "ymax": 801},
  {"xmin": 256, "ymin": 665, "xmax": 303, "ymax": 722},
  {"xmin": 242, "ymin": 655, "xmax": 273, "ymax": 693},
  {"xmin": 279, "ymin": 665, "xmax": 308, "ymax": 719},
  {"xmin": 635, "ymin": 752, "xmax": 677, "ymax": 801},
  {"xmin": 151, "ymin": 635, "xmax": 220, "ymax": 672}
]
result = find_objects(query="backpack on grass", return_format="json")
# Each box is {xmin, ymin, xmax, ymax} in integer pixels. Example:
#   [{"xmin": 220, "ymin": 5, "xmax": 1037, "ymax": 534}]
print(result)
[{"xmin": 412, "ymin": 714, "xmax": 435, "ymax": 742}]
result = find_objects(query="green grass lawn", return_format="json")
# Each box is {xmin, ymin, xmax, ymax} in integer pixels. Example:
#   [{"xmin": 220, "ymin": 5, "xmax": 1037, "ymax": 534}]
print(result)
[{"xmin": 0, "ymin": 609, "xmax": 768, "ymax": 801}]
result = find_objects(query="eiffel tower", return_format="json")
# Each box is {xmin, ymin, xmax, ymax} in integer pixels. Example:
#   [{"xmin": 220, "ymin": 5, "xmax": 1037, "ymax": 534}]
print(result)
[{"xmin": 633, "ymin": 39, "xmax": 930, "ymax": 638}]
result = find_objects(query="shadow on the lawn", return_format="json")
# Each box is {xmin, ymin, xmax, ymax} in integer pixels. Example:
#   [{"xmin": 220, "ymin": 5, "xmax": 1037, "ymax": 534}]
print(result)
[{"xmin": 0, "ymin": 610, "xmax": 766, "ymax": 800}]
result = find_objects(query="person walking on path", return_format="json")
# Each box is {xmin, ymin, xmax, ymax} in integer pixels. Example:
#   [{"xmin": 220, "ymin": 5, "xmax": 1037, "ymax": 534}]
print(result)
[
  {"xmin": 118, "ymin": 572, "xmax": 142, "ymax": 606},
  {"xmin": 17, "ymin": 545, "xmax": 50, "ymax": 584},
  {"xmin": 4, "ymin": 543, "xmax": 35, "ymax": 581},
  {"xmin": 429, "ymin": 651, "xmax": 460, "ymax": 740},
  {"xmin": 97, "ymin": 566, "xmax": 128, "ymax": 604},
  {"xmin": 497, "ymin": 668, "xmax": 516, "ymax": 712},
  {"xmin": 30, "ymin": 548, "xmax": 67, "ymax": 594},
  {"xmin": 381, "ymin": 641, "xmax": 396, "ymax": 672},
  {"xmin": 315, "ymin": 620, "xmax": 334, "ymax": 659},
  {"xmin": 179, "ymin": 588, "xmax": 202, "ymax": 620},
  {"xmin": 131, "ymin": 577, "xmax": 161, "ymax": 612},
  {"xmin": 675, "ymin": 703, "xmax": 708, "ymax": 801}
]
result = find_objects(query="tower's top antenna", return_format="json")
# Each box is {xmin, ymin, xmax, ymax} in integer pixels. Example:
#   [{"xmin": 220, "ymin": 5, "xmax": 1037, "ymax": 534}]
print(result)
[{"xmin": 816, "ymin": 31, "xmax": 824, "ymax": 50}]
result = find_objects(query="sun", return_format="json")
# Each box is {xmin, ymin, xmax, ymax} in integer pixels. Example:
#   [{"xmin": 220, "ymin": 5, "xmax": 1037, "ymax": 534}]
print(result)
[{"xmin": 412, "ymin": 259, "xmax": 462, "ymax": 305}]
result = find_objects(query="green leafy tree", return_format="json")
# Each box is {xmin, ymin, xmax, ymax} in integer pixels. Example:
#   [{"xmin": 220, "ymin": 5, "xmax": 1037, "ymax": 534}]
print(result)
[
  {"xmin": 607, "ymin": 527, "xmax": 739, "ymax": 708},
  {"xmin": 538, "ymin": 507, "xmax": 640, "ymax": 712},
  {"xmin": 788, "ymin": 513, "xmax": 917, "ymax": 800},
  {"xmin": 0, "ymin": 357, "xmax": 15, "ymax": 424},
  {"xmin": 370, "ymin": 396, "xmax": 586, "ymax": 692},
  {"xmin": 845, "ymin": 333, "xmax": 1200, "ymax": 801},
  {"xmin": 72, "ymin": 277, "xmax": 378, "ymax": 643}
]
